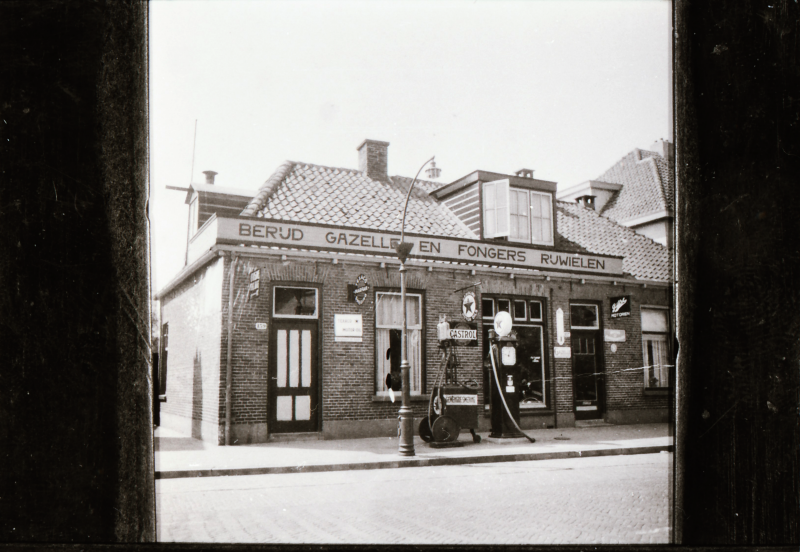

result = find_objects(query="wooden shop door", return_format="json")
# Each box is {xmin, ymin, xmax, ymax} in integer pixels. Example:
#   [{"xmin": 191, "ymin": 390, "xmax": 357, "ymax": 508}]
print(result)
[{"xmin": 268, "ymin": 321, "xmax": 319, "ymax": 433}]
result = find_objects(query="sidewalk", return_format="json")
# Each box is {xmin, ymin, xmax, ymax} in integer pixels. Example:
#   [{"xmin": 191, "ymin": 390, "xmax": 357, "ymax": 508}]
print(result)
[{"xmin": 155, "ymin": 423, "xmax": 672, "ymax": 479}]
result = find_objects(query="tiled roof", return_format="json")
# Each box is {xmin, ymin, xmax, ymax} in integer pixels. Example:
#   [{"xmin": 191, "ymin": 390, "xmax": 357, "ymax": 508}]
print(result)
[
  {"xmin": 245, "ymin": 162, "xmax": 476, "ymax": 239},
  {"xmin": 240, "ymin": 159, "xmax": 671, "ymax": 282},
  {"xmin": 556, "ymin": 200, "xmax": 672, "ymax": 281},
  {"xmin": 596, "ymin": 148, "xmax": 674, "ymax": 223}
]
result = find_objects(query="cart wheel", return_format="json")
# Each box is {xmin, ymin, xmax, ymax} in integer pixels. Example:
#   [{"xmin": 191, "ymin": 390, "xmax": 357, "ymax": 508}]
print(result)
[
  {"xmin": 419, "ymin": 417, "xmax": 433, "ymax": 443},
  {"xmin": 431, "ymin": 415, "xmax": 460, "ymax": 443}
]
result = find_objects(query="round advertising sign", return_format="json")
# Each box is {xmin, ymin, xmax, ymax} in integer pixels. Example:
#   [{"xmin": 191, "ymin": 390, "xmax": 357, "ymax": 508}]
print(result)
[{"xmin": 461, "ymin": 291, "xmax": 477, "ymax": 321}]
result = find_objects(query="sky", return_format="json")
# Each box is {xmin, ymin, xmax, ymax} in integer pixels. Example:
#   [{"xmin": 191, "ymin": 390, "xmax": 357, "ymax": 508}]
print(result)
[{"xmin": 149, "ymin": 0, "xmax": 672, "ymax": 291}]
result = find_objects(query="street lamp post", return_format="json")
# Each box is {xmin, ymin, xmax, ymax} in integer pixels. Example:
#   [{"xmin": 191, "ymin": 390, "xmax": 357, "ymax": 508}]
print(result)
[{"xmin": 395, "ymin": 155, "xmax": 436, "ymax": 457}]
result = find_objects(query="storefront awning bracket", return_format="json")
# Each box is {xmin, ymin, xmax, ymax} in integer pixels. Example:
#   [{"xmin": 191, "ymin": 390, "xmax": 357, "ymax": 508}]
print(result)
[{"xmin": 453, "ymin": 281, "xmax": 481, "ymax": 294}]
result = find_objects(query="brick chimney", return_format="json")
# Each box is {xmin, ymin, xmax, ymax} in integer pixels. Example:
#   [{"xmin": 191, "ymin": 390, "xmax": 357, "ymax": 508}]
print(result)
[
  {"xmin": 357, "ymin": 139, "xmax": 389, "ymax": 181},
  {"xmin": 202, "ymin": 170, "xmax": 218, "ymax": 185},
  {"xmin": 647, "ymin": 139, "xmax": 673, "ymax": 160},
  {"xmin": 576, "ymin": 195, "xmax": 596, "ymax": 210}
]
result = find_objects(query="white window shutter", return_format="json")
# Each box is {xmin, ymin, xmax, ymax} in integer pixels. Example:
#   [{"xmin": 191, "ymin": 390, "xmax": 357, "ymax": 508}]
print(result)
[{"xmin": 483, "ymin": 179, "xmax": 510, "ymax": 238}]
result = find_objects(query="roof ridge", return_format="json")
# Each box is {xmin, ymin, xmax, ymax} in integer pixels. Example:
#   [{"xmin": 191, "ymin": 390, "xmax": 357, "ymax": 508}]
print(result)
[{"xmin": 240, "ymin": 161, "xmax": 296, "ymax": 217}]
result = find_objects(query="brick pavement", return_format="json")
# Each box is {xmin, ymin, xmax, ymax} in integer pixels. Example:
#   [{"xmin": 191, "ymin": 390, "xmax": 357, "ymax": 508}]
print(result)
[{"xmin": 157, "ymin": 452, "xmax": 671, "ymax": 544}]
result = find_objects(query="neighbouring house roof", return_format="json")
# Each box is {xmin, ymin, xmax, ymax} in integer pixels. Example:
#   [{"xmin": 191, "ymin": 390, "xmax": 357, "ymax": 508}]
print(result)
[
  {"xmin": 239, "ymin": 158, "xmax": 671, "ymax": 282},
  {"xmin": 595, "ymin": 147, "xmax": 674, "ymax": 224},
  {"xmin": 556, "ymin": 201, "xmax": 672, "ymax": 281}
]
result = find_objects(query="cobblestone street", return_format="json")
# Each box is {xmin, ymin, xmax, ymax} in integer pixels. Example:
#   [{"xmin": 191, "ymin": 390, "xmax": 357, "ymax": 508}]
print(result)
[{"xmin": 157, "ymin": 452, "xmax": 671, "ymax": 544}]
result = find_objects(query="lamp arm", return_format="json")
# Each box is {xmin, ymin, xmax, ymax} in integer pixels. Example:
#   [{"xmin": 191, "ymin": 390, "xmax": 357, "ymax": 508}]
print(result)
[{"xmin": 399, "ymin": 155, "xmax": 435, "ymax": 243}]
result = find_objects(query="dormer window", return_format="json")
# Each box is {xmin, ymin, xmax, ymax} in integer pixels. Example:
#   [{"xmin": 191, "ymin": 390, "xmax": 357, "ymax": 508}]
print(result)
[{"xmin": 483, "ymin": 179, "xmax": 554, "ymax": 245}]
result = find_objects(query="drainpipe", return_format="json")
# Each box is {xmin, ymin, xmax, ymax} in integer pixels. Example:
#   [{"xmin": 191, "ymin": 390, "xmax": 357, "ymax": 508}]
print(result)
[{"xmin": 225, "ymin": 253, "xmax": 238, "ymax": 445}]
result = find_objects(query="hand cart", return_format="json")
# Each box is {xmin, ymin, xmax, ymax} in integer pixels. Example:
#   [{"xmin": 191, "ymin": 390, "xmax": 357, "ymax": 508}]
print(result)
[{"xmin": 419, "ymin": 339, "xmax": 481, "ymax": 446}]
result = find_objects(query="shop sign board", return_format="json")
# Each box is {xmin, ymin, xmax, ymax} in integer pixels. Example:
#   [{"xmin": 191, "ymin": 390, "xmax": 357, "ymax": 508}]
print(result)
[
  {"xmin": 211, "ymin": 216, "xmax": 624, "ymax": 276},
  {"xmin": 248, "ymin": 268, "xmax": 260, "ymax": 299},
  {"xmin": 443, "ymin": 394, "xmax": 478, "ymax": 405},
  {"xmin": 554, "ymin": 346, "xmax": 571, "ymax": 359},
  {"xmin": 556, "ymin": 308, "xmax": 565, "ymax": 345},
  {"xmin": 449, "ymin": 322, "xmax": 478, "ymax": 347},
  {"xmin": 610, "ymin": 295, "xmax": 631, "ymax": 318},
  {"xmin": 604, "ymin": 329, "xmax": 626, "ymax": 342},
  {"xmin": 334, "ymin": 314, "xmax": 363, "ymax": 342},
  {"xmin": 347, "ymin": 274, "xmax": 370, "ymax": 305}
]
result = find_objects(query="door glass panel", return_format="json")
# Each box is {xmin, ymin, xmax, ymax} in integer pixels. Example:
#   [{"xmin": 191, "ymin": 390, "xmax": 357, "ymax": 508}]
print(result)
[
  {"xmin": 295, "ymin": 395, "xmax": 311, "ymax": 420},
  {"xmin": 276, "ymin": 329, "xmax": 287, "ymax": 387},
  {"xmin": 276, "ymin": 396, "xmax": 293, "ymax": 420},
  {"xmin": 289, "ymin": 330, "xmax": 300, "ymax": 387},
  {"xmin": 572, "ymin": 335, "xmax": 598, "ymax": 402},
  {"xmin": 301, "ymin": 330, "xmax": 311, "ymax": 387}
]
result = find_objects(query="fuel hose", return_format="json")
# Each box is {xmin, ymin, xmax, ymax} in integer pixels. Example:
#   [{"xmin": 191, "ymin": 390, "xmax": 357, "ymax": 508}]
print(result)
[{"xmin": 489, "ymin": 343, "xmax": 536, "ymax": 443}]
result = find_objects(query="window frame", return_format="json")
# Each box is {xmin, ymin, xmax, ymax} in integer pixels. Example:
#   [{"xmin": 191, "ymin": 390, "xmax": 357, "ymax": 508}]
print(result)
[
  {"xmin": 640, "ymin": 306, "xmax": 671, "ymax": 391},
  {"xmin": 570, "ymin": 303, "xmax": 600, "ymax": 330},
  {"xmin": 482, "ymin": 179, "xmax": 510, "ymax": 239},
  {"xmin": 482, "ymin": 181, "xmax": 555, "ymax": 246},
  {"xmin": 272, "ymin": 286, "xmax": 319, "ymax": 319},
  {"xmin": 482, "ymin": 298, "xmax": 495, "ymax": 320},
  {"xmin": 481, "ymin": 294, "xmax": 550, "ymax": 411},
  {"xmin": 529, "ymin": 300, "xmax": 543, "ymax": 321},
  {"xmin": 374, "ymin": 290, "xmax": 425, "ymax": 397}
]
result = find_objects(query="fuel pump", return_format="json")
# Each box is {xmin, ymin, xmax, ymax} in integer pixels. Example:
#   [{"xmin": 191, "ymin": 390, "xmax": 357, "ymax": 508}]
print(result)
[{"xmin": 488, "ymin": 311, "xmax": 536, "ymax": 443}]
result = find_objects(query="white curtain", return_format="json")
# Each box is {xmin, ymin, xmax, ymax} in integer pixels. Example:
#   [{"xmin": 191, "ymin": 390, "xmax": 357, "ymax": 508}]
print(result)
[
  {"xmin": 375, "ymin": 329, "xmax": 392, "ymax": 393},
  {"xmin": 375, "ymin": 293, "xmax": 422, "ymax": 395},
  {"xmin": 643, "ymin": 335, "xmax": 669, "ymax": 388}
]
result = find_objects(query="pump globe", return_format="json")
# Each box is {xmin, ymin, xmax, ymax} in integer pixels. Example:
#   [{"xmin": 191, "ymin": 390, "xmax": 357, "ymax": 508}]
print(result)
[{"xmin": 493, "ymin": 311, "xmax": 513, "ymax": 337}]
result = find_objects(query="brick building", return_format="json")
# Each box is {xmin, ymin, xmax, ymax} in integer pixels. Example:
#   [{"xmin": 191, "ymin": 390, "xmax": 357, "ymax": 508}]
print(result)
[{"xmin": 155, "ymin": 139, "xmax": 673, "ymax": 444}]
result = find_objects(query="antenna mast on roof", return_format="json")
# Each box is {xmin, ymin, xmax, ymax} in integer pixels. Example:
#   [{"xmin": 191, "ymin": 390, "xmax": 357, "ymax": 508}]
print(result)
[{"xmin": 190, "ymin": 119, "xmax": 197, "ymax": 184}]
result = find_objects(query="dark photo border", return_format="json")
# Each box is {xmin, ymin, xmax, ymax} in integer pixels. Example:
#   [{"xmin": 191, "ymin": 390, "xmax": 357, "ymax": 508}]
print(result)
[{"xmin": 1, "ymin": 0, "xmax": 798, "ymax": 547}]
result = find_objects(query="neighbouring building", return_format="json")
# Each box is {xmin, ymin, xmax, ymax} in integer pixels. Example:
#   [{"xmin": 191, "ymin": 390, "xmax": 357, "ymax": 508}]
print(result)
[
  {"xmin": 155, "ymin": 139, "xmax": 674, "ymax": 444},
  {"xmin": 557, "ymin": 140, "xmax": 674, "ymax": 249}
]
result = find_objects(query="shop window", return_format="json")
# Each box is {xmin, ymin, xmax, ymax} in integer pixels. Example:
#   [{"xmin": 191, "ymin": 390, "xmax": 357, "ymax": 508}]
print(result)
[
  {"xmin": 482, "ymin": 298, "xmax": 495, "ymax": 319},
  {"xmin": 273, "ymin": 287, "xmax": 318, "ymax": 318},
  {"xmin": 482, "ymin": 295, "xmax": 549, "ymax": 410},
  {"xmin": 482, "ymin": 179, "xmax": 554, "ymax": 245},
  {"xmin": 516, "ymin": 325, "xmax": 547, "ymax": 409},
  {"xmin": 159, "ymin": 322, "xmax": 168, "ymax": 394},
  {"xmin": 375, "ymin": 292, "xmax": 423, "ymax": 396},
  {"xmin": 529, "ymin": 301, "xmax": 542, "ymax": 321},
  {"xmin": 570, "ymin": 304, "xmax": 599, "ymax": 329},
  {"xmin": 497, "ymin": 299, "xmax": 510, "ymax": 314},
  {"xmin": 641, "ymin": 307, "xmax": 670, "ymax": 389}
]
